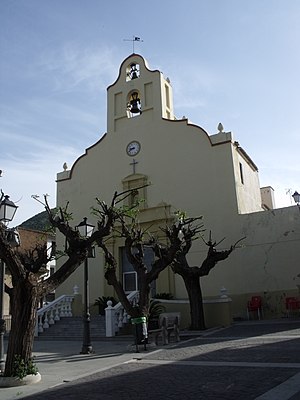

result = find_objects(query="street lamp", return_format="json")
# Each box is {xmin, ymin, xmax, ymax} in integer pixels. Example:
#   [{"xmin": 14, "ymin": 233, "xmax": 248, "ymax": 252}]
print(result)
[
  {"xmin": 0, "ymin": 195, "xmax": 18, "ymax": 223},
  {"xmin": 292, "ymin": 191, "xmax": 300, "ymax": 206},
  {"xmin": 0, "ymin": 193, "xmax": 18, "ymax": 373},
  {"xmin": 76, "ymin": 217, "xmax": 95, "ymax": 354}
]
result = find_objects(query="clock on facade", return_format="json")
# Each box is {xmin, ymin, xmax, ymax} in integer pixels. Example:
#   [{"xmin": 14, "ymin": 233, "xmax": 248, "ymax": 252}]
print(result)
[{"xmin": 126, "ymin": 141, "xmax": 141, "ymax": 156}]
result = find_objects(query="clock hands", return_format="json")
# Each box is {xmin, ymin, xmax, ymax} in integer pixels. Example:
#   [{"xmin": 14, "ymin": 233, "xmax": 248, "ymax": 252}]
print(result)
[{"xmin": 126, "ymin": 141, "xmax": 141, "ymax": 156}]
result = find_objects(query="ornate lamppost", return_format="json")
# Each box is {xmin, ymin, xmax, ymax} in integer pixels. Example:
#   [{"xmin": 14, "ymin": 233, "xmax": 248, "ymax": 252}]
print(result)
[
  {"xmin": 0, "ymin": 192, "xmax": 18, "ymax": 373},
  {"xmin": 76, "ymin": 217, "xmax": 95, "ymax": 354},
  {"xmin": 292, "ymin": 191, "xmax": 300, "ymax": 207}
]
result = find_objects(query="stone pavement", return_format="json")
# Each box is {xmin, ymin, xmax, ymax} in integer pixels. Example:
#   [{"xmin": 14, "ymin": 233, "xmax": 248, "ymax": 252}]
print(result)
[{"xmin": 1, "ymin": 319, "xmax": 300, "ymax": 400}]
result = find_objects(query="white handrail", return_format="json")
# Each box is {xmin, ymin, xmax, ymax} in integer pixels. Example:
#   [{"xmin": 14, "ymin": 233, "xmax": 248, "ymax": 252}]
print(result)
[
  {"xmin": 105, "ymin": 291, "xmax": 139, "ymax": 337},
  {"xmin": 35, "ymin": 294, "xmax": 74, "ymax": 337}
]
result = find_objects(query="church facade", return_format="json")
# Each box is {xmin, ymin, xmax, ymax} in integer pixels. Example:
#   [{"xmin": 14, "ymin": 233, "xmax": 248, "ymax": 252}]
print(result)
[{"xmin": 56, "ymin": 54, "xmax": 299, "ymax": 321}]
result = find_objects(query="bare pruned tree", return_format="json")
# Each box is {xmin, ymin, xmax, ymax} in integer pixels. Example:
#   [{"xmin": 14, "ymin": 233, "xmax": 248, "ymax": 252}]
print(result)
[
  {"xmin": 171, "ymin": 222, "xmax": 245, "ymax": 330},
  {"xmin": 98, "ymin": 201, "xmax": 183, "ymax": 320},
  {"xmin": 0, "ymin": 190, "xmax": 127, "ymax": 377}
]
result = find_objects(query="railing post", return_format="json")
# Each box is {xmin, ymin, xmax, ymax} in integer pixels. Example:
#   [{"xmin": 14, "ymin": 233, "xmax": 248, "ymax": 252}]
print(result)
[
  {"xmin": 35, "ymin": 294, "xmax": 75, "ymax": 337},
  {"xmin": 105, "ymin": 291, "xmax": 139, "ymax": 337},
  {"xmin": 38, "ymin": 314, "xmax": 44, "ymax": 333},
  {"xmin": 34, "ymin": 311, "xmax": 39, "ymax": 337},
  {"xmin": 105, "ymin": 300, "xmax": 115, "ymax": 337}
]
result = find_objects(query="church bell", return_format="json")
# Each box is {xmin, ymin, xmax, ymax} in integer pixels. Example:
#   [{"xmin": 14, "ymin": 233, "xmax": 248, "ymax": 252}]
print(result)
[
  {"xmin": 130, "ymin": 63, "xmax": 139, "ymax": 80},
  {"xmin": 130, "ymin": 91, "xmax": 142, "ymax": 114}
]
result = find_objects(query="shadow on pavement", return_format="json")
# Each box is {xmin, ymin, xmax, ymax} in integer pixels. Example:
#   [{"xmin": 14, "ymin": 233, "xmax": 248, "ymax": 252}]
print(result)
[{"xmin": 21, "ymin": 320, "xmax": 300, "ymax": 400}]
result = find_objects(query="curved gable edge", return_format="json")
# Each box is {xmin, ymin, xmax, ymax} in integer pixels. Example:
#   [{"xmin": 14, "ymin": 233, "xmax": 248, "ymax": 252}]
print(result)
[
  {"xmin": 107, "ymin": 53, "xmax": 160, "ymax": 91},
  {"xmin": 56, "ymin": 132, "xmax": 108, "ymax": 182},
  {"xmin": 161, "ymin": 117, "xmax": 225, "ymax": 147}
]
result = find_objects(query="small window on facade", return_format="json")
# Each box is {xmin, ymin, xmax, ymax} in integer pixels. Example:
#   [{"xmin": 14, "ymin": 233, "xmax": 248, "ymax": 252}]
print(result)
[
  {"xmin": 239, "ymin": 162, "xmax": 244, "ymax": 184},
  {"xmin": 121, "ymin": 247, "xmax": 155, "ymax": 295},
  {"xmin": 123, "ymin": 271, "xmax": 138, "ymax": 293},
  {"xmin": 126, "ymin": 63, "xmax": 140, "ymax": 81},
  {"xmin": 165, "ymin": 84, "xmax": 170, "ymax": 108}
]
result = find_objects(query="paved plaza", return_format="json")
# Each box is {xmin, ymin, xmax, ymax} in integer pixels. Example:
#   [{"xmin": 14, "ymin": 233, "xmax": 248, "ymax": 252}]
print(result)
[{"xmin": 1, "ymin": 319, "xmax": 300, "ymax": 399}]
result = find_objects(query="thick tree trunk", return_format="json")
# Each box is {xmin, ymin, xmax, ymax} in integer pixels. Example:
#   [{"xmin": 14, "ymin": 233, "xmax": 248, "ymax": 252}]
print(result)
[
  {"xmin": 183, "ymin": 275, "xmax": 206, "ymax": 330},
  {"xmin": 105, "ymin": 267, "xmax": 151, "ymax": 318},
  {"xmin": 138, "ymin": 275, "xmax": 151, "ymax": 317},
  {"xmin": 4, "ymin": 281, "xmax": 39, "ymax": 377}
]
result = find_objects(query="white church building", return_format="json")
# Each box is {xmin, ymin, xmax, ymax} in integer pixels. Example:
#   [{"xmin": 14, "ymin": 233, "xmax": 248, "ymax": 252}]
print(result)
[{"xmin": 56, "ymin": 54, "xmax": 300, "ymax": 324}]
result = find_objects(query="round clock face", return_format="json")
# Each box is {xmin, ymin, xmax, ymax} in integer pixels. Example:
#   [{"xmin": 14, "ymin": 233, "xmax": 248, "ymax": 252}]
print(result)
[{"xmin": 126, "ymin": 141, "xmax": 141, "ymax": 156}]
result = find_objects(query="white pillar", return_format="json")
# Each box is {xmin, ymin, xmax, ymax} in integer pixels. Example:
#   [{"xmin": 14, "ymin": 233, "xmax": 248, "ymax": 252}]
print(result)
[{"xmin": 105, "ymin": 300, "xmax": 115, "ymax": 337}]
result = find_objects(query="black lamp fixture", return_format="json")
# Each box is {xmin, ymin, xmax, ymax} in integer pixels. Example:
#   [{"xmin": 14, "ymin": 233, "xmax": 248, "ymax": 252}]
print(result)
[
  {"xmin": 0, "ymin": 194, "xmax": 18, "ymax": 223},
  {"xmin": 76, "ymin": 217, "xmax": 95, "ymax": 238},
  {"xmin": 292, "ymin": 191, "xmax": 300, "ymax": 205}
]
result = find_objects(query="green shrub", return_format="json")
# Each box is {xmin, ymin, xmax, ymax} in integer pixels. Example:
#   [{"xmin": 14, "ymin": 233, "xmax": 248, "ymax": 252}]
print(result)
[
  {"xmin": 12, "ymin": 355, "xmax": 38, "ymax": 380},
  {"xmin": 148, "ymin": 300, "xmax": 166, "ymax": 329},
  {"xmin": 94, "ymin": 296, "xmax": 117, "ymax": 315}
]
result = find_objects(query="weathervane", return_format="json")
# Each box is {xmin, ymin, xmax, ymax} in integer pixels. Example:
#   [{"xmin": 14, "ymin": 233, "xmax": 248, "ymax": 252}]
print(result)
[
  {"xmin": 286, "ymin": 188, "xmax": 293, "ymax": 205},
  {"xmin": 123, "ymin": 36, "xmax": 143, "ymax": 53}
]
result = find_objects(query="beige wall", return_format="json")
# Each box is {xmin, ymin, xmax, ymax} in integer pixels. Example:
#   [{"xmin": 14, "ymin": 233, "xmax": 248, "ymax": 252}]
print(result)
[
  {"xmin": 157, "ymin": 298, "xmax": 232, "ymax": 330},
  {"xmin": 261, "ymin": 186, "xmax": 275, "ymax": 210}
]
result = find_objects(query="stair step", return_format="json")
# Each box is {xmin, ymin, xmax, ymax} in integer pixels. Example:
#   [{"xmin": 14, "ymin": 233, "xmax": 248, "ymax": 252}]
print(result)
[{"xmin": 37, "ymin": 316, "xmax": 107, "ymax": 340}]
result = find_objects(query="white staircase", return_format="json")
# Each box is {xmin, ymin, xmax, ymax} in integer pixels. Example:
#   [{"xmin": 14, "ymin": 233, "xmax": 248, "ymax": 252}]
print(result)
[{"xmin": 36, "ymin": 315, "xmax": 106, "ymax": 340}]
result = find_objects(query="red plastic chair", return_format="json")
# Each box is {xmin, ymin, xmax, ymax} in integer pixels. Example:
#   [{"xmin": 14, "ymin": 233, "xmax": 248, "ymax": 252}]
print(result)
[
  {"xmin": 285, "ymin": 297, "xmax": 300, "ymax": 317},
  {"xmin": 247, "ymin": 296, "xmax": 263, "ymax": 320}
]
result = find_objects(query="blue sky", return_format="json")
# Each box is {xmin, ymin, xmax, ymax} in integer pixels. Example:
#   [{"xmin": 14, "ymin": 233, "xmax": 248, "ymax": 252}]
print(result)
[{"xmin": 1, "ymin": 0, "xmax": 299, "ymax": 226}]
